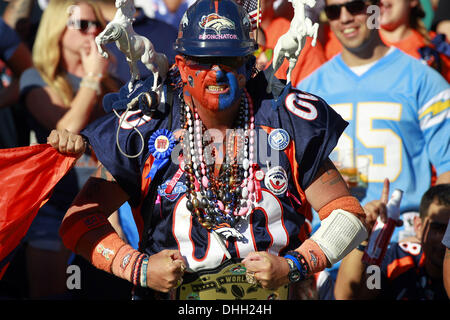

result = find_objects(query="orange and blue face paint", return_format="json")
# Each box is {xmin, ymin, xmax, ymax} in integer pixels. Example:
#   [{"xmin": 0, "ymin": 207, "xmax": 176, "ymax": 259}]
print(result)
[{"xmin": 181, "ymin": 56, "xmax": 247, "ymax": 111}]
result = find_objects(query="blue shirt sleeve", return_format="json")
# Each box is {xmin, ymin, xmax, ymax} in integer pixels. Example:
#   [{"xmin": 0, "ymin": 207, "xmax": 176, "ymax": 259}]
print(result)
[
  {"xmin": 19, "ymin": 68, "xmax": 48, "ymax": 100},
  {"xmin": 415, "ymin": 64, "xmax": 450, "ymax": 177},
  {"xmin": 0, "ymin": 18, "xmax": 21, "ymax": 62}
]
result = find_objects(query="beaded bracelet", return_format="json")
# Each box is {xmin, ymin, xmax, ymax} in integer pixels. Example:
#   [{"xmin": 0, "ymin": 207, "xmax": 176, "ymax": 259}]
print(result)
[
  {"xmin": 284, "ymin": 250, "xmax": 310, "ymax": 281},
  {"xmin": 80, "ymin": 77, "xmax": 101, "ymax": 95},
  {"xmin": 86, "ymin": 72, "xmax": 104, "ymax": 80},
  {"xmin": 131, "ymin": 253, "xmax": 147, "ymax": 287}
]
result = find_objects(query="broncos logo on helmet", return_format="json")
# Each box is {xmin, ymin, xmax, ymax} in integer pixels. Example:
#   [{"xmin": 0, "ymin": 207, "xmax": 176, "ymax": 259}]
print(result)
[
  {"xmin": 199, "ymin": 13, "xmax": 235, "ymax": 35},
  {"xmin": 174, "ymin": 0, "xmax": 257, "ymax": 57}
]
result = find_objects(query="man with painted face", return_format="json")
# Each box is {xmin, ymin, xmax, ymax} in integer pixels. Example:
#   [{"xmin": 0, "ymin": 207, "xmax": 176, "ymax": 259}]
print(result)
[{"xmin": 58, "ymin": 0, "xmax": 369, "ymax": 300}]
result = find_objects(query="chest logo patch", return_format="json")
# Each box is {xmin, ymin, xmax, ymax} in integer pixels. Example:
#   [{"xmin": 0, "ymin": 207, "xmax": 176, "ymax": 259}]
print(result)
[
  {"xmin": 158, "ymin": 180, "xmax": 187, "ymax": 202},
  {"xmin": 264, "ymin": 166, "xmax": 288, "ymax": 196}
]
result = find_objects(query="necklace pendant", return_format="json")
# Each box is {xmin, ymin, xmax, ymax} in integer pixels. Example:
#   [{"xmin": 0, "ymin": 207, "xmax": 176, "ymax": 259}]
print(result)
[
  {"xmin": 212, "ymin": 224, "xmax": 244, "ymax": 240},
  {"xmin": 254, "ymin": 179, "xmax": 262, "ymax": 203},
  {"xmin": 237, "ymin": 207, "xmax": 248, "ymax": 216},
  {"xmin": 201, "ymin": 175, "xmax": 209, "ymax": 188}
]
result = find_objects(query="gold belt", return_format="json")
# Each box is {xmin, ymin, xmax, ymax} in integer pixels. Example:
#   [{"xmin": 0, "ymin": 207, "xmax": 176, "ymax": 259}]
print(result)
[{"xmin": 172, "ymin": 259, "xmax": 289, "ymax": 300}]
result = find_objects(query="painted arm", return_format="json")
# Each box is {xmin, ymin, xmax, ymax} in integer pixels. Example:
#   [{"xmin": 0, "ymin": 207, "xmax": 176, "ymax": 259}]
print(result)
[{"xmin": 59, "ymin": 164, "xmax": 187, "ymax": 292}]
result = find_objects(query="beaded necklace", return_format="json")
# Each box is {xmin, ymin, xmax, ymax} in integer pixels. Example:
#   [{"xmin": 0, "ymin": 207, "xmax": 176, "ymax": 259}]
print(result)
[{"xmin": 180, "ymin": 89, "xmax": 257, "ymax": 236}]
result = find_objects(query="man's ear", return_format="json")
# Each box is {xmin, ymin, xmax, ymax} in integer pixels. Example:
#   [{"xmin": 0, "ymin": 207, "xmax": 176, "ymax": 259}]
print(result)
[
  {"xmin": 237, "ymin": 73, "xmax": 246, "ymax": 89},
  {"xmin": 413, "ymin": 215, "xmax": 423, "ymax": 239},
  {"xmin": 175, "ymin": 55, "xmax": 188, "ymax": 82}
]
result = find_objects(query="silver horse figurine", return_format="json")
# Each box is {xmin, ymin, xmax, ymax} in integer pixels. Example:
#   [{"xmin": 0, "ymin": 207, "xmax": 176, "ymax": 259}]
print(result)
[
  {"xmin": 95, "ymin": 0, "xmax": 169, "ymax": 92},
  {"xmin": 267, "ymin": 0, "xmax": 319, "ymax": 92}
]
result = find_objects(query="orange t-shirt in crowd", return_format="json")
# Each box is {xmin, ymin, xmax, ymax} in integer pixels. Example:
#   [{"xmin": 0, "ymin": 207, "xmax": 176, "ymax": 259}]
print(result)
[
  {"xmin": 322, "ymin": 24, "xmax": 341, "ymax": 60},
  {"xmin": 379, "ymin": 29, "xmax": 450, "ymax": 82},
  {"xmin": 263, "ymin": 17, "xmax": 327, "ymax": 86},
  {"xmin": 322, "ymin": 24, "xmax": 450, "ymax": 82}
]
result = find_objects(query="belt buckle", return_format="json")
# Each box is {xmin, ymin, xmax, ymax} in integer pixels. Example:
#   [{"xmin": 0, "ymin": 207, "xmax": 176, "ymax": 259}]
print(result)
[{"xmin": 174, "ymin": 259, "xmax": 289, "ymax": 300}]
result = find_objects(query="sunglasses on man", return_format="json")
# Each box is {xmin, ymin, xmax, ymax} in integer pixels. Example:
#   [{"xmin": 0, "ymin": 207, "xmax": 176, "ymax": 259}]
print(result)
[
  {"xmin": 67, "ymin": 19, "xmax": 102, "ymax": 33},
  {"xmin": 324, "ymin": 0, "xmax": 375, "ymax": 20},
  {"xmin": 185, "ymin": 56, "xmax": 247, "ymax": 70}
]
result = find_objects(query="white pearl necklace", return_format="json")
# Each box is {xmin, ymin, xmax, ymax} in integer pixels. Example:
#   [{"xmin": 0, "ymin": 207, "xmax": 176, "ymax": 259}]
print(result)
[{"xmin": 182, "ymin": 89, "xmax": 257, "ymax": 231}]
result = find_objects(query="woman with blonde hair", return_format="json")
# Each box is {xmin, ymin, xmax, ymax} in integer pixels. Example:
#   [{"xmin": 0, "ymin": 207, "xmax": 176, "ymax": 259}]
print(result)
[
  {"xmin": 25, "ymin": 0, "xmax": 117, "ymax": 132},
  {"xmin": 18, "ymin": 0, "xmax": 119, "ymax": 299}
]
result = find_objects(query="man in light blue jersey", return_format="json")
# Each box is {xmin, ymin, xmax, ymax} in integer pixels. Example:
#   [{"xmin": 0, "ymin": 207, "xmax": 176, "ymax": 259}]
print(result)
[{"xmin": 298, "ymin": 0, "xmax": 450, "ymax": 246}]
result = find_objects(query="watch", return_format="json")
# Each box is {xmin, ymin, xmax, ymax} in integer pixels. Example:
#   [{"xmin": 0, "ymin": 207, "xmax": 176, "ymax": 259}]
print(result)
[
  {"xmin": 285, "ymin": 257, "xmax": 302, "ymax": 283},
  {"xmin": 284, "ymin": 250, "xmax": 310, "ymax": 283}
]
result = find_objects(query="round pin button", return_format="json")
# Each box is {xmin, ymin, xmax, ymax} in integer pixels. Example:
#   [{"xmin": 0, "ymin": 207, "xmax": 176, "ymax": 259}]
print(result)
[
  {"xmin": 255, "ymin": 170, "xmax": 265, "ymax": 181},
  {"xmin": 268, "ymin": 128, "xmax": 290, "ymax": 151}
]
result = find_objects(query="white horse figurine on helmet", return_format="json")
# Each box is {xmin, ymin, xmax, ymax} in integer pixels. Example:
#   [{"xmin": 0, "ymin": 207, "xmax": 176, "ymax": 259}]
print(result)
[
  {"xmin": 95, "ymin": 0, "xmax": 169, "ymax": 92},
  {"xmin": 267, "ymin": 0, "xmax": 319, "ymax": 92}
]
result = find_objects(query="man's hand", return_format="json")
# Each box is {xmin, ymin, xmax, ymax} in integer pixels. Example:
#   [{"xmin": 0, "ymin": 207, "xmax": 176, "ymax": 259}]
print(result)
[
  {"xmin": 146, "ymin": 249, "xmax": 187, "ymax": 293},
  {"xmin": 363, "ymin": 178, "xmax": 402, "ymax": 234},
  {"xmin": 242, "ymin": 251, "xmax": 290, "ymax": 289},
  {"xmin": 47, "ymin": 129, "xmax": 86, "ymax": 156}
]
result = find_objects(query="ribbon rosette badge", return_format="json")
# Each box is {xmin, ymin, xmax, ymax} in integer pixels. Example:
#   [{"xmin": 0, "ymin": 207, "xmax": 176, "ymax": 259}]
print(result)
[{"xmin": 146, "ymin": 129, "xmax": 176, "ymax": 180}]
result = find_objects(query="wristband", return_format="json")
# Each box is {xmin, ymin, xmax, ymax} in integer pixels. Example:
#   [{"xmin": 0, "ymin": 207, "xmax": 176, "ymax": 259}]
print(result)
[
  {"xmin": 284, "ymin": 254, "xmax": 302, "ymax": 273},
  {"xmin": 111, "ymin": 244, "xmax": 140, "ymax": 281},
  {"xmin": 356, "ymin": 241, "xmax": 368, "ymax": 252},
  {"xmin": 356, "ymin": 244, "xmax": 367, "ymax": 252},
  {"xmin": 311, "ymin": 209, "xmax": 368, "ymax": 265},
  {"xmin": 80, "ymin": 77, "xmax": 101, "ymax": 95},
  {"xmin": 86, "ymin": 72, "xmax": 104, "ymax": 80},
  {"xmin": 140, "ymin": 256, "xmax": 149, "ymax": 288},
  {"xmin": 318, "ymin": 195, "xmax": 365, "ymax": 221},
  {"xmin": 131, "ymin": 253, "xmax": 147, "ymax": 287},
  {"xmin": 297, "ymin": 238, "xmax": 328, "ymax": 273}
]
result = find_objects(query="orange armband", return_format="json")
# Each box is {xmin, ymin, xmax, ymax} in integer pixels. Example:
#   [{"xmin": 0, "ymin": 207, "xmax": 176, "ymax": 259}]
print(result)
[
  {"xmin": 317, "ymin": 195, "xmax": 365, "ymax": 221},
  {"xmin": 59, "ymin": 213, "xmax": 110, "ymax": 252}
]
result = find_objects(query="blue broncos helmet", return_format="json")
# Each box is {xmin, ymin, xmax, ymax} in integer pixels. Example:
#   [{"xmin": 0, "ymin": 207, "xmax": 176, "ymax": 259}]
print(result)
[{"xmin": 174, "ymin": 0, "xmax": 258, "ymax": 57}]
